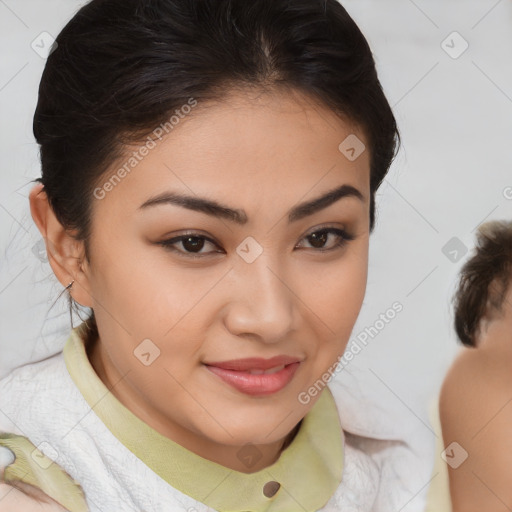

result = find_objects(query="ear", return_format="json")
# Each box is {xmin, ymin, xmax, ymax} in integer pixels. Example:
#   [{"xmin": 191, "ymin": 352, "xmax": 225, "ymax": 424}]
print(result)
[
  {"xmin": 29, "ymin": 183, "xmax": 93, "ymax": 308},
  {"xmin": 474, "ymin": 314, "xmax": 490, "ymax": 346}
]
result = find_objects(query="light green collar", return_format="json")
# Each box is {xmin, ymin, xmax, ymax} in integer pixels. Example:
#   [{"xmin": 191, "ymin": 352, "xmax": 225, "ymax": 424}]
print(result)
[{"xmin": 64, "ymin": 321, "xmax": 344, "ymax": 511}]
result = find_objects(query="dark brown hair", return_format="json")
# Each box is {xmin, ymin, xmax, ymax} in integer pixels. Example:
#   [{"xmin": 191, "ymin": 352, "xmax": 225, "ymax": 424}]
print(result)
[
  {"xmin": 30, "ymin": 0, "xmax": 401, "ymax": 341},
  {"xmin": 453, "ymin": 220, "xmax": 512, "ymax": 347}
]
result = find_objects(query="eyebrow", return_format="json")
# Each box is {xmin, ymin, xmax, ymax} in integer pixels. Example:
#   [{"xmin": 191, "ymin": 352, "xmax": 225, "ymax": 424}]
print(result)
[{"xmin": 138, "ymin": 184, "xmax": 364, "ymax": 224}]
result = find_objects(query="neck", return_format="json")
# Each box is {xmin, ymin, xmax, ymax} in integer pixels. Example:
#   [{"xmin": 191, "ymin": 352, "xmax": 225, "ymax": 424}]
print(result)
[{"xmin": 86, "ymin": 334, "xmax": 302, "ymax": 473}]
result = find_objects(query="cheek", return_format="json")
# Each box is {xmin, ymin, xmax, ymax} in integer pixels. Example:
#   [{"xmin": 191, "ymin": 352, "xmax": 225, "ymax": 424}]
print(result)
[
  {"xmin": 92, "ymin": 232, "xmax": 214, "ymax": 326},
  {"xmin": 300, "ymin": 241, "xmax": 368, "ymax": 374},
  {"xmin": 88, "ymin": 222, "xmax": 219, "ymax": 347},
  {"xmin": 85, "ymin": 231, "xmax": 168, "ymax": 346},
  {"xmin": 307, "ymin": 243, "xmax": 368, "ymax": 333}
]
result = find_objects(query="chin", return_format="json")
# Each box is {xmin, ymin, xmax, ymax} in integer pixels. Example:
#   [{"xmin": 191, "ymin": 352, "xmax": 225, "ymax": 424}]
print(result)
[{"xmin": 220, "ymin": 417, "xmax": 299, "ymax": 447}]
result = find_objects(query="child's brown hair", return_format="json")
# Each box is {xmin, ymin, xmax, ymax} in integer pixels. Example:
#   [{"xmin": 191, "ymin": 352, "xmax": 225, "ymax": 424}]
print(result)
[{"xmin": 453, "ymin": 220, "xmax": 512, "ymax": 347}]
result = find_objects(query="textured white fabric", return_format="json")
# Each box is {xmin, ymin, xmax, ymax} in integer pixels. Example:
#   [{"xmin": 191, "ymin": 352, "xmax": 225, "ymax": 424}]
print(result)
[{"xmin": 0, "ymin": 347, "xmax": 433, "ymax": 512}]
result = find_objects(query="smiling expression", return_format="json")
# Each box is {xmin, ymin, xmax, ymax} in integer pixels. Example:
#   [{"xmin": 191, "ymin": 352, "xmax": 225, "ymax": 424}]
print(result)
[{"xmin": 76, "ymin": 86, "xmax": 371, "ymax": 468}]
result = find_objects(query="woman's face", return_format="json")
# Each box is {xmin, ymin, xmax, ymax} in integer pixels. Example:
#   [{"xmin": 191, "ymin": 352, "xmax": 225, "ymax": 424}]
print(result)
[{"xmin": 79, "ymin": 88, "xmax": 370, "ymax": 456}]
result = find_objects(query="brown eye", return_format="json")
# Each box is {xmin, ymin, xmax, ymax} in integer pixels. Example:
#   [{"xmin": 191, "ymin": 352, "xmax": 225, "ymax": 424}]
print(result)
[
  {"xmin": 181, "ymin": 236, "xmax": 206, "ymax": 252},
  {"xmin": 157, "ymin": 226, "xmax": 354, "ymax": 260},
  {"xmin": 297, "ymin": 228, "xmax": 354, "ymax": 252},
  {"xmin": 158, "ymin": 233, "xmax": 221, "ymax": 258},
  {"xmin": 307, "ymin": 231, "xmax": 330, "ymax": 249}
]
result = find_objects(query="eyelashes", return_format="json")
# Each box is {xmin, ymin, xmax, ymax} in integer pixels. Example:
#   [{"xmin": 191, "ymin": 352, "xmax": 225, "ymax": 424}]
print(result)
[
  {"xmin": 157, "ymin": 227, "xmax": 355, "ymax": 259},
  {"xmin": 296, "ymin": 227, "xmax": 354, "ymax": 251}
]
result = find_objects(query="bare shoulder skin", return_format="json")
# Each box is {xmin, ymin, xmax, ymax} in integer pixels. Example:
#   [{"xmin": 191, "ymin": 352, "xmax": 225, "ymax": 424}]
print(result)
[{"xmin": 440, "ymin": 287, "xmax": 512, "ymax": 512}]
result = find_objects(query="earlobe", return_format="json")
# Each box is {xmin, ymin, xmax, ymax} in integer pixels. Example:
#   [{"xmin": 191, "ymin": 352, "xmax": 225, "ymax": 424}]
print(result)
[
  {"xmin": 28, "ymin": 183, "xmax": 93, "ymax": 308},
  {"xmin": 474, "ymin": 316, "xmax": 489, "ymax": 347}
]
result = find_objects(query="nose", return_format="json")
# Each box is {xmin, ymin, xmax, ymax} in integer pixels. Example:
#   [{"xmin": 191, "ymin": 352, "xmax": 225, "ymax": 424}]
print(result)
[{"xmin": 224, "ymin": 256, "xmax": 297, "ymax": 344}]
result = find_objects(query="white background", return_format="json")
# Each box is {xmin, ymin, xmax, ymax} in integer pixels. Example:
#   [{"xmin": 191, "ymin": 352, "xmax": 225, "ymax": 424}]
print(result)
[{"xmin": 1, "ymin": 0, "xmax": 511, "ymax": 446}]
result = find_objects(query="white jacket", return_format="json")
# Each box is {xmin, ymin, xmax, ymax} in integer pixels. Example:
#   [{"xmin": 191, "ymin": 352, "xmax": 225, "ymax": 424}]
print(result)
[{"xmin": 0, "ymin": 344, "xmax": 434, "ymax": 512}]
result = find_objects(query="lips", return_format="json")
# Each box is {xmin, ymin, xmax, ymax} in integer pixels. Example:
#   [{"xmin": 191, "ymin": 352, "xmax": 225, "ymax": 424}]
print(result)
[
  {"xmin": 203, "ymin": 355, "xmax": 301, "ymax": 372},
  {"xmin": 203, "ymin": 356, "xmax": 302, "ymax": 396}
]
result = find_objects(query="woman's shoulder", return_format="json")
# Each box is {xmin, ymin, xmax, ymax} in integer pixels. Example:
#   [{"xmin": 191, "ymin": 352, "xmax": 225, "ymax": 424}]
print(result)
[
  {"xmin": 0, "ymin": 350, "xmax": 65, "ymax": 386},
  {"xmin": 326, "ymin": 380, "xmax": 435, "ymax": 512},
  {"xmin": 0, "ymin": 351, "xmax": 66, "ymax": 432}
]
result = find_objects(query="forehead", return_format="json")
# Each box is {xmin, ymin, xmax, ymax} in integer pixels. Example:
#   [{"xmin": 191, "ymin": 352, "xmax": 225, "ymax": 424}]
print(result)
[
  {"xmin": 93, "ymin": 88, "xmax": 370, "ymax": 220},
  {"xmin": 170, "ymin": 87, "xmax": 369, "ymax": 170}
]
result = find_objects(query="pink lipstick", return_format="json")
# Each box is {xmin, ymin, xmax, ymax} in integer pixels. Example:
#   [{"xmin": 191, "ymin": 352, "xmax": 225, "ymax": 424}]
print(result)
[{"xmin": 203, "ymin": 356, "xmax": 301, "ymax": 396}]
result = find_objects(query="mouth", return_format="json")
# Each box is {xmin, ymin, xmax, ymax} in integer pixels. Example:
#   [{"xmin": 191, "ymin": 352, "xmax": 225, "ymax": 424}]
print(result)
[
  {"xmin": 202, "ymin": 355, "xmax": 302, "ymax": 372},
  {"xmin": 241, "ymin": 365, "xmax": 286, "ymax": 375},
  {"xmin": 203, "ymin": 361, "xmax": 301, "ymax": 396}
]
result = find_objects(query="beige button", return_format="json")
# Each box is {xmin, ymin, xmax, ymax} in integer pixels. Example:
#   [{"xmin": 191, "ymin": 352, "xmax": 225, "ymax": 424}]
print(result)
[{"xmin": 263, "ymin": 480, "xmax": 281, "ymax": 498}]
